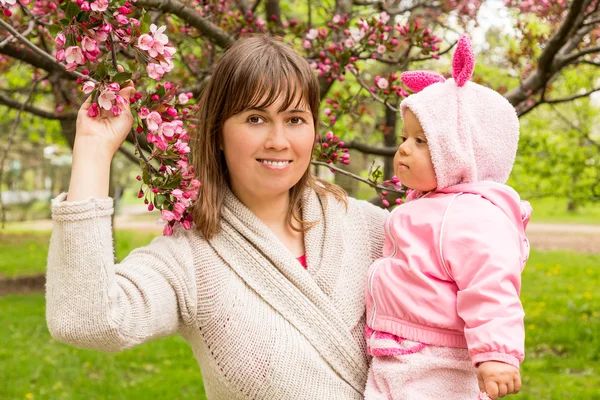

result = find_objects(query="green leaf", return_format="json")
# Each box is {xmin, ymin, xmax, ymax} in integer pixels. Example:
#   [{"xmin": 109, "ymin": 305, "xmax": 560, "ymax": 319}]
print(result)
[
  {"xmin": 163, "ymin": 175, "xmax": 182, "ymax": 190},
  {"xmin": 76, "ymin": 12, "xmax": 90, "ymax": 23},
  {"xmin": 142, "ymin": 169, "xmax": 150, "ymax": 185},
  {"xmin": 155, "ymin": 194, "xmax": 167, "ymax": 207},
  {"xmin": 59, "ymin": 18, "xmax": 70, "ymax": 26},
  {"xmin": 113, "ymin": 71, "xmax": 132, "ymax": 84},
  {"xmin": 107, "ymin": 65, "xmax": 118, "ymax": 77},
  {"xmin": 157, "ymin": 86, "xmax": 166, "ymax": 97},
  {"xmin": 65, "ymin": 2, "xmax": 80, "ymax": 20},
  {"xmin": 95, "ymin": 62, "xmax": 107, "ymax": 80},
  {"xmin": 47, "ymin": 25, "xmax": 63, "ymax": 36}
]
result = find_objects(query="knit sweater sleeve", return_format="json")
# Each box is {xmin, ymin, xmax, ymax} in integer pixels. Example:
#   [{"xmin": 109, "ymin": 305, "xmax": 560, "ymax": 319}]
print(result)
[
  {"xmin": 46, "ymin": 194, "xmax": 197, "ymax": 352},
  {"xmin": 352, "ymin": 199, "xmax": 388, "ymax": 261}
]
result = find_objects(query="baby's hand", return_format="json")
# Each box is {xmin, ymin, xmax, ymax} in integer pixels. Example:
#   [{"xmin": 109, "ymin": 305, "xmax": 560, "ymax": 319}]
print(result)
[{"xmin": 476, "ymin": 361, "xmax": 521, "ymax": 399}]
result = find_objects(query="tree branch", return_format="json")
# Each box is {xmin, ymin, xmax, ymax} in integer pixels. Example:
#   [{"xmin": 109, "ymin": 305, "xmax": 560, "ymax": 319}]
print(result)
[
  {"xmin": 311, "ymin": 161, "xmax": 404, "ymax": 193},
  {"xmin": 504, "ymin": 0, "xmax": 587, "ymax": 106},
  {"xmin": 0, "ymin": 91, "xmax": 77, "ymax": 120},
  {"xmin": 0, "ymin": 18, "xmax": 90, "ymax": 82},
  {"xmin": 136, "ymin": 0, "xmax": 234, "ymax": 49}
]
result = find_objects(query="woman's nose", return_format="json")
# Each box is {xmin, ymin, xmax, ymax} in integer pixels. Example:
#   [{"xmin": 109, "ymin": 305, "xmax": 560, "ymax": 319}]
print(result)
[{"xmin": 264, "ymin": 122, "xmax": 289, "ymax": 150}]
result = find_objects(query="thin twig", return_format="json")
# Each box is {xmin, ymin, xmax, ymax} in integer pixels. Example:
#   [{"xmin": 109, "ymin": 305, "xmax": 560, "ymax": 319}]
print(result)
[
  {"xmin": 132, "ymin": 129, "xmax": 159, "ymax": 173},
  {"xmin": 0, "ymin": 77, "xmax": 40, "ymax": 228},
  {"xmin": 109, "ymin": 32, "xmax": 119, "ymax": 71},
  {"xmin": 0, "ymin": 18, "xmax": 93, "ymax": 82},
  {"xmin": 311, "ymin": 161, "xmax": 404, "ymax": 193},
  {"xmin": 349, "ymin": 69, "xmax": 400, "ymax": 112}
]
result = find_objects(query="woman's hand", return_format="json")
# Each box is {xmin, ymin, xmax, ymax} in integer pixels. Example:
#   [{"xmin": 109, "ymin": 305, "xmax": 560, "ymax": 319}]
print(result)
[
  {"xmin": 66, "ymin": 69, "xmax": 136, "ymax": 202},
  {"xmin": 75, "ymin": 78, "xmax": 136, "ymax": 159}
]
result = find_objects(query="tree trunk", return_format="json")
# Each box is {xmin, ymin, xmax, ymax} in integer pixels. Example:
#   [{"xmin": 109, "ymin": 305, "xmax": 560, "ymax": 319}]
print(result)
[{"xmin": 383, "ymin": 104, "xmax": 398, "ymax": 180}]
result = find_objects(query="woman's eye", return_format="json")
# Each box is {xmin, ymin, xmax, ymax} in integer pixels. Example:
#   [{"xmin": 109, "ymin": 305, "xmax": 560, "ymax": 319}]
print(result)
[
  {"xmin": 289, "ymin": 117, "xmax": 305, "ymax": 125},
  {"xmin": 247, "ymin": 116, "xmax": 264, "ymax": 124},
  {"xmin": 416, "ymin": 138, "xmax": 427, "ymax": 144},
  {"xmin": 400, "ymin": 136, "xmax": 407, "ymax": 143}
]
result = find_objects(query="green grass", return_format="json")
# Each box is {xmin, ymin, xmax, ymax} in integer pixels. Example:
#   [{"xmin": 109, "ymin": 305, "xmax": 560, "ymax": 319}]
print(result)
[
  {"xmin": 519, "ymin": 250, "xmax": 600, "ymax": 399},
  {"xmin": 0, "ymin": 294, "xmax": 206, "ymax": 400},
  {"xmin": 525, "ymin": 197, "xmax": 600, "ymax": 225},
  {"xmin": 0, "ymin": 230, "xmax": 159, "ymax": 278},
  {"xmin": 1, "ymin": 231, "xmax": 599, "ymax": 398}
]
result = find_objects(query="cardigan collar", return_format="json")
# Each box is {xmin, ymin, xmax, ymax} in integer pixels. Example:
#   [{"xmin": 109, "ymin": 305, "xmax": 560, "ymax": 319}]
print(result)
[{"xmin": 207, "ymin": 187, "xmax": 367, "ymax": 394}]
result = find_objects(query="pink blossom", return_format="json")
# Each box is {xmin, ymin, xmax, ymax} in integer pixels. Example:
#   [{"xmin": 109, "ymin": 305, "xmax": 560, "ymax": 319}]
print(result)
[
  {"xmin": 174, "ymin": 140, "xmax": 190, "ymax": 154},
  {"xmin": 173, "ymin": 202, "xmax": 186, "ymax": 217},
  {"xmin": 182, "ymin": 220, "xmax": 192, "ymax": 230},
  {"xmin": 1, "ymin": 0, "xmax": 17, "ymax": 5},
  {"xmin": 306, "ymin": 28, "xmax": 319, "ymax": 40},
  {"xmin": 106, "ymin": 82, "xmax": 120, "ymax": 92},
  {"xmin": 171, "ymin": 189, "xmax": 184, "ymax": 199},
  {"xmin": 111, "ymin": 105, "xmax": 122, "ymax": 116},
  {"xmin": 115, "ymin": 14, "xmax": 128, "ymax": 24},
  {"xmin": 344, "ymin": 38, "xmax": 355, "ymax": 48},
  {"xmin": 379, "ymin": 12, "xmax": 390, "ymax": 24},
  {"xmin": 114, "ymin": 95, "xmax": 128, "ymax": 108},
  {"xmin": 146, "ymin": 111, "xmax": 162, "ymax": 131},
  {"xmin": 137, "ymin": 34, "xmax": 154, "ymax": 51},
  {"xmin": 178, "ymin": 93, "xmax": 189, "ymax": 104},
  {"xmin": 94, "ymin": 30, "xmax": 108, "ymax": 42},
  {"xmin": 161, "ymin": 209, "xmax": 177, "ymax": 222},
  {"xmin": 377, "ymin": 78, "xmax": 389, "ymax": 89},
  {"xmin": 80, "ymin": 2, "xmax": 90, "ymax": 11},
  {"xmin": 65, "ymin": 46, "xmax": 84, "ymax": 65},
  {"xmin": 82, "ymin": 37, "xmax": 99, "ymax": 53},
  {"xmin": 302, "ymin": 40, "xmax": 311, "ymax": 49},
  {"xmin": 87, "ymin": 103, "xmax": 99, "ymax": 117},
  {"xmin": 163, "ymin": 224, "xmax": 174, "ymax": 236},
  {"xmin": 158, "ymin": 121, "xmax": 177, "ymax": 138},
  {"xmin": 191, "ymin": 179, "xmax": 201, "ymax": 188},
  {"xmin": 90, "ymin": 0, "xmax": 108, "ymax": 12},
  {"xmin": 150, "ymin": 24, "xmax": 169, "ymax": 45},
  {"xmin": 146, "ymin": 63, "xmax": 165, "ymax": 80},
  {"xmin": 65, "ymin": 63, "xmax": 78, "ymax": 72},
  {"xmin": 81, "ymin": 81, "xmax": 95, "ymax": 94},
  {"xmin": 376, "ymin": 44, "xmax": 386, "ymax": 54},
  {"xmin": 55, "ymin": 49, "xmax": 66, "ymax": 62},
  {"xmin": 55, "ymin": 34, "xmax": 66, "ymax": 48},
  {"xmin": 332, "ymin": 15, "xmax": 341, "ymax": 24},
  {"xmin": 138, "ymin": 107, "xmax": 150, "ymax": 119},
  {"xmin": 98, "ymin": 89, "xmax": 116, "ymax": 110},
  {"xmin": 350, "ymin": 28, "xmax": 366, "ymax": 42}
]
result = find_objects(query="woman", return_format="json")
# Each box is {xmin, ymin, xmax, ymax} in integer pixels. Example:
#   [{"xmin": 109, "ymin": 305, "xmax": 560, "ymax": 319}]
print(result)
[{"xmin": 46, "ymin": 35, "xmax": 388, "ymax": 399}]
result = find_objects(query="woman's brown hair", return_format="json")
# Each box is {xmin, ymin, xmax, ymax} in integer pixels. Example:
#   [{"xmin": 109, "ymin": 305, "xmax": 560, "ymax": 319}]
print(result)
[{"xmin": 191, "ymin": 35, "xmax": 347, "ymax": 239}]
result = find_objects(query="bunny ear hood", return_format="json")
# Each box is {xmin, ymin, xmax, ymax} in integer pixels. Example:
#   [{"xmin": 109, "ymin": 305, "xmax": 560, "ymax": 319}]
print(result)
[{"xmin": 399, "ymin": 34, "xmax": 520, "ymax": 190}]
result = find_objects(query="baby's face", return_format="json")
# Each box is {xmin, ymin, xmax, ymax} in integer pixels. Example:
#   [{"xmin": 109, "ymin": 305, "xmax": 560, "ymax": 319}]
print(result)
[{"xmin": 394, "ymin": 109, "xmax": 437, "ymax": 192}]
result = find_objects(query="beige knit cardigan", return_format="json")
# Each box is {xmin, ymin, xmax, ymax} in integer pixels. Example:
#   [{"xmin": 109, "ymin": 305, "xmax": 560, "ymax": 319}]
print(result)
[{"xmin": 46, "ymin": 187, "xmax": 388, "ymax": 399}]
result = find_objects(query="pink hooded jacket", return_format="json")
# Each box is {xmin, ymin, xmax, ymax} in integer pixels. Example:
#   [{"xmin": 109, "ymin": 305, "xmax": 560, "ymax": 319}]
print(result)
[
  {"xmin": 365, "ymin": 182, "xmax": 532, "ymax": 368},
  {"xmin": 365, "ymin": 35, "xmax": 532, "ymax": 369}
]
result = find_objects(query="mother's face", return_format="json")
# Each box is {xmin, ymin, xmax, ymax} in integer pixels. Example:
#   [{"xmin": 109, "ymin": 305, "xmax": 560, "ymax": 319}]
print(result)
[{"xmin": 221, "ymin": 94, "xmax": 315, "ymax": 204}]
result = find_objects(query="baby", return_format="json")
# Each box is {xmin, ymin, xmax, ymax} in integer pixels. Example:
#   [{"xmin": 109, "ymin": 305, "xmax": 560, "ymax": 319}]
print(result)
[{"xmin": 364, "ymin": 35, "xmax": 532, "ymax": 400}]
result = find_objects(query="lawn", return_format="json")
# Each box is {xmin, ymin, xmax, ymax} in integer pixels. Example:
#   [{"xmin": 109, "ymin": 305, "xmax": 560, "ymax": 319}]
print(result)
[
  {"xmin": 0, "ymin": 230, "xmax": 159, "ymax": 278},
  {"xmin": 1, "ymin": 231, "xmax": 599, "ymax": 399}
]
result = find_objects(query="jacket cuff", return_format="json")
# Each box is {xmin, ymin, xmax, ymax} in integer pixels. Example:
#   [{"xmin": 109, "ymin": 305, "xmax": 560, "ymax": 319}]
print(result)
[
  {"xmin": 472, "ymin": 352, "xmax": 521, "ymax": 369},
  {"xmin": 51, "ymin": 192, "xmax": 114, "ymax": 222}
]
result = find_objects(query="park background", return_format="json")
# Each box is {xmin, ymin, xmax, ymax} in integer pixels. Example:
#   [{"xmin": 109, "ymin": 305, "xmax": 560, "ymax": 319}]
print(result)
[{"xmin": 1, "ymin": 0, "xmax": 599, "ymax": 399}]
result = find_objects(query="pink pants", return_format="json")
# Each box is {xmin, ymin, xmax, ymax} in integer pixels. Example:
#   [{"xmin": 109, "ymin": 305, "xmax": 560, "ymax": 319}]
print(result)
[{"xmin": 364, "ymin": 340, "xmax": 480, "ymax": 400}]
